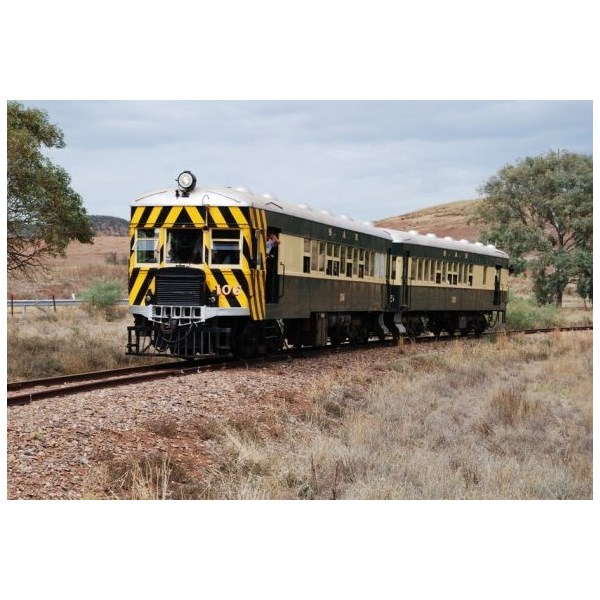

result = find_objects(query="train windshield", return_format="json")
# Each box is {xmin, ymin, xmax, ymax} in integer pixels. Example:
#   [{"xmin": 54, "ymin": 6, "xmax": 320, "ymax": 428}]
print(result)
[
  {"xmin": 167, "ymin": 229, "xmax": 203, "ymax": 264},
  {"xmin": 210, "ymin": 229, "xmax": 241, "ymax": 266}
]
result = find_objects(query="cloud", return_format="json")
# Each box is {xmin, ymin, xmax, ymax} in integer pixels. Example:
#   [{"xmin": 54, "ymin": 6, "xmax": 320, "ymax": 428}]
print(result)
[{"xmin": 21, "ymin": 100, "xmax": 592, "ymax": 221}]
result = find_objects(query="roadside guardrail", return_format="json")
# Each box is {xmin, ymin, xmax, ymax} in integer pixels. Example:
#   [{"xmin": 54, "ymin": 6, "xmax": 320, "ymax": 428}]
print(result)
[{"xmin": 7, "ymin": 296, "xmax": 128, "ymax": 314}]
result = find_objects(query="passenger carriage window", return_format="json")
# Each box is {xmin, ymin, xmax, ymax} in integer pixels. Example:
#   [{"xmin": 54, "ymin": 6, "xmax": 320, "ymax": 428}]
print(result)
[
  {"xmin": 333, "ymin": 260, "xmax": 340, "ymax": 276},
  {"xmin": 411, "ymin": 259, "xmax": 417, "ymax": 280},
  {"xmin": 303, "ymin": 238, "xmax": 311, "ymax": 273},
  {"xmin": 345, "ymin": 247, "xmax": 352, "ymax": 277},
  {"xmin": 135, "ymin": 228, "xmax": 159, "ymax": 264},
  {"xmin": 210, "ymin": 229, "xmax": 241, "ymax": 266},
  {"xmin": 326, "ymin": 259, "xmax": 333, "ymax": 275},
  {"xmin": 417, "ymin": 259, "xmax": 423, "ymax": 281},
  {"xmin": 375, "ymin": 253, "xmax": 385, "ymax": 278},
  {"xmin": 357, "ymin": 248, "xmax": 365, "ymax": 278},
  {"xmin": 448, "ymin": 262, "xmax": 456, "ymax": 284},
  {"xmin": 311, "ymin": 240, "xmax": 318, "ymax": 272},
  {"xmin": 346, "ymin": 248, "xmax": 353, "ymax": 277},
  {"xmin": 319, "ymin": 242, "xmax": 326, "ymax": 272}
]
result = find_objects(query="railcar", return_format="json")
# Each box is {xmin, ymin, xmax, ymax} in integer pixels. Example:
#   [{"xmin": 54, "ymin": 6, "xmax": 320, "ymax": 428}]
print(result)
[
  {"xmin": 383, "ymin": 230, "xmax": 508, "ymax": 338},
  {"xmin": 126, "ymin": 171, "xmax": 508, "ymax": 359}
]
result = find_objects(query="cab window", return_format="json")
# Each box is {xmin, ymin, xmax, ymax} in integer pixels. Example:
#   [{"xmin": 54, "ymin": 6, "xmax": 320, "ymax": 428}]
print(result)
[
  {"xmin": 167, "ymin": 229, "xmax": 203, "ymax": 264},
  {"xmin": 211, "ymin": 229, "xmax": 241, "ymax": 266},
  {"xmin": 135, "ymin": 228, "xmax": 158, "ymax": 264}
]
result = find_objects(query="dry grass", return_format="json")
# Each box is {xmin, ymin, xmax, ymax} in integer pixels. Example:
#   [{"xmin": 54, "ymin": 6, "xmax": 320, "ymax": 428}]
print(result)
[
  {"xmin": 7, "ymin": 306, "xmax": 161, "ymax": 380},
  {"xmin": 374, "ymin": 199, "xmax": 483, "ymax": 241},
  {"xmin": 191, "ymin": 332, "xmax": 592, "ymax": 499},
  {"xmin": 90, "ymin": 452, "xmax": 200, "ymax": 500}
]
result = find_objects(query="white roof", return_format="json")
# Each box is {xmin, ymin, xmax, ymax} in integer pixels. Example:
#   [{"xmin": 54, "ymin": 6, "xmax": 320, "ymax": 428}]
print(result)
[
  {"xmin": 132, "ymin": 182, "xmax": 508, "ymax": 258},
  {"xmin": 382, "ymin": 228, "xmax": 509, "ymax": 259},
  {"xmin": 133, "ymin": 184, "xmax": 391, "ymax": 240}
]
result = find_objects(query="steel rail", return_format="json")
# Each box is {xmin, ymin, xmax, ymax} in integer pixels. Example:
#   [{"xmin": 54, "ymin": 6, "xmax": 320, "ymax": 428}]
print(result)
[
  {"xmin": 7, "ymin": 325, "xmax": 592, "ymax": 406},
  {"xmin": 7, "ymin": 359, "xmax": 234, "ymax": 406},
  {"xmin": 8, "ymin": 360, "xmax": 201, "ymax": 392}
]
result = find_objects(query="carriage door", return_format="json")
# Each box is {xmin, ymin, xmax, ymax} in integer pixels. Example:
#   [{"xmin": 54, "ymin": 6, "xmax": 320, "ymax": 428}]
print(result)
[
  {"xmin": 385, "ymin": 249, "xmax": 392, "ymax": 307},
  {"xmin": 266, "ymin": 228, "xmax": 281, "ymax": 304},
  {"xmin": 401, "ymin": 250, "xmax": 411, "ymax": 309},
  {"xmin": 493, "ymin": 265, "xmax": 501, "ymax": 305}
]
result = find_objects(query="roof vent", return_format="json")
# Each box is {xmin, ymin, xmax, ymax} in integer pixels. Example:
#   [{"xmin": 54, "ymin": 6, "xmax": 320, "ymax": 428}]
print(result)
[
  {"xmin": 235, "ymin": 186, "xmax": 251, "ymax": 193},
  {"xmin": 262, "ymin": 192, "xmax": 279, "ymax": 202},
  {"xmin": 408, "ymin": 230, "xmax": 419, "ymax": 235},
  {"xmin": 298, "ymin": 203, "xmax": 312, "ymax": 211},
  {"xmin": 426, "ymin": 233, "xmax": 437, "ymax": 238}
]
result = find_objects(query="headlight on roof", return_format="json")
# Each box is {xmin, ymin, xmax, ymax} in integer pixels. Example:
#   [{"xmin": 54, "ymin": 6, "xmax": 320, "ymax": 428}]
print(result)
[{"xmin": 177, "ymin": 170, "xmax": 197, "ymax": 193}]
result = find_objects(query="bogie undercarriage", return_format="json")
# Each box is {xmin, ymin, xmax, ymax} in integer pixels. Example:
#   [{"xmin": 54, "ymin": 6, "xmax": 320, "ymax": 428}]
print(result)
[{"xmin": 127, "ymin": 308, "xmax": 503, "ymax": 359}]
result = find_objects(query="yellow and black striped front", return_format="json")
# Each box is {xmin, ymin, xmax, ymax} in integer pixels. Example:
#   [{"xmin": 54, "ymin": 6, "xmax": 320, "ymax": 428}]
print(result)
[{"xmin": 128, "ymin": 204, "xmax": 267, "ymax": 321}]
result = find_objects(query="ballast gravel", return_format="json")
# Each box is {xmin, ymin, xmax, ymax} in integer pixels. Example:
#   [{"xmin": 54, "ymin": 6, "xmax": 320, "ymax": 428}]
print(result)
[{"xmin": 7, "ymin": 347, "xmax": 399, "ymax": 500}]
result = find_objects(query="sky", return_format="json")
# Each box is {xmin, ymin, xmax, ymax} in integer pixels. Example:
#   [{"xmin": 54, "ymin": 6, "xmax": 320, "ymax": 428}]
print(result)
[{"xmin": 19, "ymin": 100, "xmax": 593, "ymax": 223}]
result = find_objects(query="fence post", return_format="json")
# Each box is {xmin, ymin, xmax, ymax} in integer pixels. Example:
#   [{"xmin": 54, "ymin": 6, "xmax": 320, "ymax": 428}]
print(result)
[
  {"xmin": 11, "ymin": 294, "xmax": 14, "ymax": 316},
  {"xmin": 52, "ymin": 294, "xmax": 56, "ymax": 312}
]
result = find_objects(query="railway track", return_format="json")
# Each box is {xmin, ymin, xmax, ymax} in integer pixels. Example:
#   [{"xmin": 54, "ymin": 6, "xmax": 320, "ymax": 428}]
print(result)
[
  {"xmin": 6, "ymin": 359, "xmax": 231, "ymax": 405},
  {"xmin": 7, "ymin": 325, "xmax": 592, "ymax": 406}
]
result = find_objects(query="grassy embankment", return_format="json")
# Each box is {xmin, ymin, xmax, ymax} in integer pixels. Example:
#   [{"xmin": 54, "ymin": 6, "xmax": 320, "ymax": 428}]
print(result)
[{"xmin": 89, "ymin": 330, "xmax": 592, "ymax": 500}]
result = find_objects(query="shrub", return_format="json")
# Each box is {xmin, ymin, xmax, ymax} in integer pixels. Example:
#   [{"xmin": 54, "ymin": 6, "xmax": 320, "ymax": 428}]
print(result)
[
  {"xmin": 506, "ymin": 294, "xmax": 559, "ymax": 330},
  {"xmin": 79, "ymin": 278, "xmax": 124, "ymax": 317}
]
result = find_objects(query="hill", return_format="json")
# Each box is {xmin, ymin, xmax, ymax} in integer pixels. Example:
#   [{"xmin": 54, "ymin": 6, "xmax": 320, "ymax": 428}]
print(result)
[
  {"xmin": 89, "ymin": 215, "xmax": 129, "ymax": 236},
  {"xmin": 374, "ymin": 199, "xmax": 484, "ymax": 242}
]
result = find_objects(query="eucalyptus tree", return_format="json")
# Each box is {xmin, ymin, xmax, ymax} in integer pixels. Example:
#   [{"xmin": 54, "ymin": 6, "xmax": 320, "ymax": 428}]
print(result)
[
  {"xmin": 7, "ymin": 101, "xmax": 94, "ymax": 276},
  {"xmin": 476, "ymin": 150, "xmax": 592, "ymax": 306}
]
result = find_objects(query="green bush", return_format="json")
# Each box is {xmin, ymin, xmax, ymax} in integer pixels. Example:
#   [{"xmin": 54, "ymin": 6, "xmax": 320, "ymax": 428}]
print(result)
[
  {"xmin": 79, "ymin": 279, "xmax": 124, "ymax": 310},
  {"xmin": 506, "ymin": 294, "xmax": 560, "ymax": 330}
]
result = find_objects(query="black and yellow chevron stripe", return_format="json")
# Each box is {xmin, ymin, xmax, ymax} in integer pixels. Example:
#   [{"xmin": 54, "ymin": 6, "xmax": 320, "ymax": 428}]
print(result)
[{"xmin": 128, "ymin": 205, "xmax": 267, "ymax": 320}]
